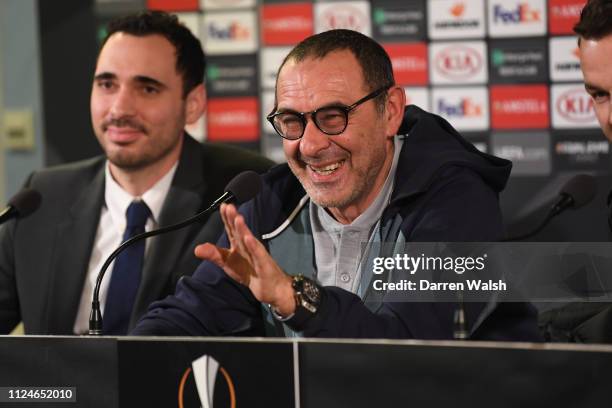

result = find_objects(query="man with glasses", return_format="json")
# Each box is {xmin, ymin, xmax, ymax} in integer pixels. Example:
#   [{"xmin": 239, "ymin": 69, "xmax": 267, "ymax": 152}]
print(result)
[{"xmin": 134, "ymin": 29, "xmax": 539, "ymax": 340}]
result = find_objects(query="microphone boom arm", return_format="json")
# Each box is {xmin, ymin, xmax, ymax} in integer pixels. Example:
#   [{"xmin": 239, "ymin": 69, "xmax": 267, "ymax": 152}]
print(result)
[{"xmin": 88, "ymin": 190, "xmax": 234, "ymax": 335}]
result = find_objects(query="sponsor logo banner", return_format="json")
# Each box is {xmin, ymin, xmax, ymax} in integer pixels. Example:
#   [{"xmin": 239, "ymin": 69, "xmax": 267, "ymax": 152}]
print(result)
[
  {"xmin": 488, "ymin": 0, "xmax": 547, "ymax": 38},
  {"xmin": 372, "ymin": 0, "xmax": 427, "ymax": 41},
  {"xmin": 206, "ymin": 55, "xmax": 258, "ymax": 97},
  {"xmin": 207, "ymin": 97, "xmax": 259, "ymax": 142},
  {"xmin": 261, "ymin": 90, "xmax": 286, "ymax": 162},
  {"xmin": 203, "ymin": 11, "xmax": 257, "ymax": 55},
  {"xmin": 431, "ymin": 86, "xmax": 489, "ymax": 131},
  {"xmin": 489, "ymin": 38, "xmax": 548, "ymax": 83},
  {"xmin": 176, "ymin": 13, "xmax": 200, "ymax": 38},
  {"xmin": 147, "ymin": 0, "xmax": 198, "ymax": 11},
  {"xmin": 491, "ymin": 131, "xmax": 551, "ymax": 176},
  {"xmin": 429, "ymin": 41, "xmax": 487, "ymax": 84},
  {"xmin": 428, "ymin": 0, "xmax": 486, "ymax": 39},
  {"xmin": 548, "ymin": 0, "xmax": 585, "ymax": 35},
  {"xmin": 261, "ymin": 3, "xmax": 313, "ymax": 46},
  {"xmin": 463, "ymin": 132, "xmax": 489, "ymax": 153},
  {"xmin": 551, "ymin": 84, "xmax": 599, "ymax": 129},
  {"xmin": 185, "ymin": 116, "xmax": 206, "ymax": 142},
  {"xmin": 261, "ymin": 90, "xmax": 276, "ymax": 136},
  {"xmin": 549, "ymin": 36, "xmax": 582, "ymax": 82},
  {"xmin": 385, "ymin": 43, "xmax": 428, "ymax": 86},
  {"xmin": 553, "ymin": 130, "xmax": 610, "ymax": 171},
  {"xmin": 491, "ymin": 84, "xmax": 549, "ymax": 129},
  {"xmin": 260, "ymin": 47, "xmax": 291, "ymax": 90},
  {"xmin": 315, "ymin": 1, "xmax": 372, "ymax": 36},
  {"xmin": 404, "ymin": 87, "xmax": 430, "ymax": 112},
  {"xmin": 200, "ymin": 0, "xmax": 255, "ymax": 9}
]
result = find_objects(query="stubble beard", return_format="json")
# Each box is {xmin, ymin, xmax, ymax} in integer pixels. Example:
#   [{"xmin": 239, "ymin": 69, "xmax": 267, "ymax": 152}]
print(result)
[{"xmin": 289, "ymin": 143, "xmax": 387, "ymax": 211}]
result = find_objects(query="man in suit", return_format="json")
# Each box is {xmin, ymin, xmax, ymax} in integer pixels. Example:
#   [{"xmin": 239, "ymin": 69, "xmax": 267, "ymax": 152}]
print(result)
[
  {"xmin": 0, "ymin": 11, "xmax": 272, "ymax": 335},
  {"xmin": 538, "ymin": 0, "xmax": 612, "ymax": 342}
]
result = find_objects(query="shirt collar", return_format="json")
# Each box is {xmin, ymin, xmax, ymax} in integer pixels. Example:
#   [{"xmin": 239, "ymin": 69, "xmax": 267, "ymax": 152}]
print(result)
[{"xmin": 104, "ymin": 161, "xmax": 178, "ymax": 232}]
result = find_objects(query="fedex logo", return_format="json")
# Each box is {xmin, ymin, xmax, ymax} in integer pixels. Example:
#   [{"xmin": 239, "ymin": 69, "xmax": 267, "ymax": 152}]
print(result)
[
  {"xmin": 438, "ymin": 98, "xmax": 483, "ymax": 117},
  {"xmin": 208, "ymin": 22, "xmax": 250, "ymax": 40},
  {"xmin": 493, "ymin": 3, "xmax": 541, "ymax": 23}
]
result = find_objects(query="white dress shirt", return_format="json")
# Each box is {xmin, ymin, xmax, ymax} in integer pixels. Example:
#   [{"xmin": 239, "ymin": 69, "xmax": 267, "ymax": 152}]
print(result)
[{"xmin": 72, "ymin": 162, "xmax": 177, "ymax": 334}]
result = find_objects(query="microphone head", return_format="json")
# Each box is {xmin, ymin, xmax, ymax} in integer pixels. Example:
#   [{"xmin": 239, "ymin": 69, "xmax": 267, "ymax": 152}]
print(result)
[
  {"xmin": 8, "ymin": 188, "xmax": 42, "ymax": 218},
  {"xmin": 560, "ymin": 174, "xmax": 597, "ymax": 209},
  {"xmin": 224, "ymin": 171, "xmax": 262, "ymax": 204}
]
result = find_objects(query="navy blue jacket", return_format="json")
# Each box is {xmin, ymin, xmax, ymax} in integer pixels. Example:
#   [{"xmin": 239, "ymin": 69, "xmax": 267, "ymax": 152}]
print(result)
[{"xmin": 133, "ymin": 106, "xmax": 541, "ymax": 341}]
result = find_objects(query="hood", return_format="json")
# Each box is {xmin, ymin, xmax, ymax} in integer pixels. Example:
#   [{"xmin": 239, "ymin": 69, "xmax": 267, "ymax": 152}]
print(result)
[{"xmin": 392, "ymin": 104, "xmax": 511, "ymax": 202}]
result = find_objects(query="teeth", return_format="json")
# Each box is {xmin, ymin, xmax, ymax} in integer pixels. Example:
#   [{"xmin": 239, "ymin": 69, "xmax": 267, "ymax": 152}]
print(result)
[{"xmin": 309, "ymin": 161, "xmax": 343, "ymax": 175}]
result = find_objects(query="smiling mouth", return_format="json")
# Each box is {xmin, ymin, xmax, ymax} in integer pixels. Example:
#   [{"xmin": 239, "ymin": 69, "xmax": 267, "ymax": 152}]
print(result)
[{"xmin": 308, "ymin": 160, "xmax": 345, "ymax": 176}]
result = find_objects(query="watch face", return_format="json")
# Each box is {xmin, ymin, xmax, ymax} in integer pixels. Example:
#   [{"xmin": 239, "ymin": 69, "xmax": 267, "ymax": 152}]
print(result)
[{"xmin": 302, "ymin": 280, "xmax": 321, "ymax": 304}]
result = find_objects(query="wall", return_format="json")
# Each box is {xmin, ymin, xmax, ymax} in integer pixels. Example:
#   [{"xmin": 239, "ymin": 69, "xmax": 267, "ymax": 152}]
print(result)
[
  {"xmin": 142, "ymin": 0, "xmax": 611, "ymax": 240},
  {"xmin": 0, "ymin": 0, "xmax": 45, "ymax": 201}
]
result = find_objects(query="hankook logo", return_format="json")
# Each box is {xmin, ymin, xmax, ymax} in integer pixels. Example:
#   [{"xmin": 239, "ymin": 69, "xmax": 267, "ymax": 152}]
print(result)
[
  {"xmin": 434, "ymin": 45, "xmax": 482, "ymax": 80},
  {"xmin": 178, "ymin": 355, "xmax": 236, "ymax": 408},
  {"xmin": 556, "ymin": 89, "xmax": 595, "ymax": 123}
]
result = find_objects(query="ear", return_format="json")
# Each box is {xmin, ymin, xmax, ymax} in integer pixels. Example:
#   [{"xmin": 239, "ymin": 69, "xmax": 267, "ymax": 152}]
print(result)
[
  {"xmin": 185, "ymin": 83, "xmax": 206, "ymax": 125},
  {"xmin": 383, "ymin": 86, "xmax": 406, "ymax": 138}
]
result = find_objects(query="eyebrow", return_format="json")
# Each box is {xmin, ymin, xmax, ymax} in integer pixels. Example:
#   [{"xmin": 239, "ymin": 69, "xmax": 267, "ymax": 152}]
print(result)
[
  {"xmin": 275, "ymin": 100, "xmax": 349, "ymax": 113},
  {"xmin": 93, "ymin": 72, "xmax": 167, "ymax": 89},
  {"xmin": 584, "ymin": 83, "xmax": 607, "ymax": 93}
]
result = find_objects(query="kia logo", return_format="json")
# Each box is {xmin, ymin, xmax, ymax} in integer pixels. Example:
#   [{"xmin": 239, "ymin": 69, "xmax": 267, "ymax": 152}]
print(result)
[
  {"xmin": 556, "ymin": 89, "xmax": 595, "ymax": 123},
  {"xmin": 435, "ymin": 45, "xmax": 482, "ymax": 80},
  {"xmin": 321, "ymin": 6, "xmax": 367, "ymax": 31}
]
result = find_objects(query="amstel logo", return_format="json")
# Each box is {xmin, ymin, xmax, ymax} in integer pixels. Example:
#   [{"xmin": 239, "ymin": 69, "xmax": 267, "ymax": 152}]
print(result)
[
  {"xmin": 178, "ymin": 355, "xmax": 236, "ymax": 408},
  {"xmin": 549, "ymin": 0, "xmax": 585, "ymax": 34}
]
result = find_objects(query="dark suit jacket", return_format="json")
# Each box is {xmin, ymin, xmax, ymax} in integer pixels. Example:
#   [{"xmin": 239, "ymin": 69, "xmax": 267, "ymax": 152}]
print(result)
[{"xmin": 0, "ymin": 134, "xmax": 273, "ymax": 334}]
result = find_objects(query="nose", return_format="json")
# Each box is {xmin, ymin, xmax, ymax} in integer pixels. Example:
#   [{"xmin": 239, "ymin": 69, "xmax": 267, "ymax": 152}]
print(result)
[
  {"xmin": 109, "ymin": 87, "xmax": 136, "ymax": 118},
  {"xmin": 299, "ymin": 118, "xmax": 331, "ymax": 158}
]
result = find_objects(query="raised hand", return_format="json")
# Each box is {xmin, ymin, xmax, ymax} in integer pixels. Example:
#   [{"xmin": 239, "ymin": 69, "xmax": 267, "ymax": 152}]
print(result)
[{"xmin": 194, "ymin": 203, "xmax": 296, "ymax": 316}]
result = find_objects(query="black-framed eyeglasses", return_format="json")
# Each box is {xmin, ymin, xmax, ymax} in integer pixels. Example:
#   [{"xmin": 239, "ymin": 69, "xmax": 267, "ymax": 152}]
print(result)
[{"xmin": 266, "ymin": 84, "xmax": 393, "ymax": 140}]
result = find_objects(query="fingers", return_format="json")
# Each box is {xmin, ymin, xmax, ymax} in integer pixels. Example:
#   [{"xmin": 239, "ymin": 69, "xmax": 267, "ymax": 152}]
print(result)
[
  {"xmin": 220, "ymin": 203, "xmax": 237, "ymax": 248},
  {"xmin": 194, "ymin": 242, "xmax": 227, "ymax": 265},
  {"xmin": 222, "ymin": 204, "xmax": 254, "ymax": 265},
  {"xmin": 194, "ymin": 242, "xmax": 252, "ymax": 286}
]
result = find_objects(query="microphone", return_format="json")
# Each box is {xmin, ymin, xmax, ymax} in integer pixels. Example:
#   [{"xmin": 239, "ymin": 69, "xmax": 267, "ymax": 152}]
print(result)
[
  {"xmin": 504, "ymin": 174, "xmax": 597, "ymax": 241},
  {"xmin": 0, "ymin": 188, "xmax": 42, "ymax": 225},
  {"xmin": 88, "ymin": 170, "xmax": 262, "ymax": 335}
]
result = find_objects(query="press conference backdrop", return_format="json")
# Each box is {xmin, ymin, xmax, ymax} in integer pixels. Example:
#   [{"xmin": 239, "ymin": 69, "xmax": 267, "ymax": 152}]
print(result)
[{"xmin": 93, "ymin": 1, "xmax": 611, "ymax": 240}]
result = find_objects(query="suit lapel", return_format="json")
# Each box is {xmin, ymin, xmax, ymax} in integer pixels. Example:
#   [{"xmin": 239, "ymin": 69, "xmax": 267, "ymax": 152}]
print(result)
[
  {"xmin": 46, "ymin": 164, "xmax": 105, "ymax": 334},
  {"xmin": 131, "ymin": 135, "xmax": 208, "ymax": 326}
]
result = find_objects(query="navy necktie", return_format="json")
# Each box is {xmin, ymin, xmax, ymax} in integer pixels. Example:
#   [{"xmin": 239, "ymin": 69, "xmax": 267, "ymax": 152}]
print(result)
[{"xmin": 104, "ymin": 200, "xmax": 151, "ymax": 335}]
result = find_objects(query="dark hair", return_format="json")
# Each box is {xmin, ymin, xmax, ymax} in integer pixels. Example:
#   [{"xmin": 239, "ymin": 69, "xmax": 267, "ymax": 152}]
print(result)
[
  {"xmin": 276, "ymin": 29, "xmax": 395, "ymax": 112},
  {"xmin": 101, "ymin": 10, "xmax": 205, "ymax": 98},
  {"xmin": 574, "ymin": 0, "xmax": 612, "ymax": 41}
]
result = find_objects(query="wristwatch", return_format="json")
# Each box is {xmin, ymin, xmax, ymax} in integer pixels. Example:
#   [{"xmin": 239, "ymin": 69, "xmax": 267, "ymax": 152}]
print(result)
[
  {"xmin": 292, "ymin": 274, "xmax": 321, "ymax": 314},
  {"xmin": 271, "ymin": 274, "xmax": 322, "ymax": 328}
]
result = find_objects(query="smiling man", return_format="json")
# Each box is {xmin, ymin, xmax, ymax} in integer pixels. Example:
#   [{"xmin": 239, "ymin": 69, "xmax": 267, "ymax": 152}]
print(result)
[
  {"xmin": 134, "ymin": 29, "xmax": 539, "ymax": 340},
  {"xmin": 537, "ymin": 0, "xmax": 612, "ymax": 343},
  {"xmin": 0, "ymin": 11, "xmax": 272, "ymax": 335}
]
